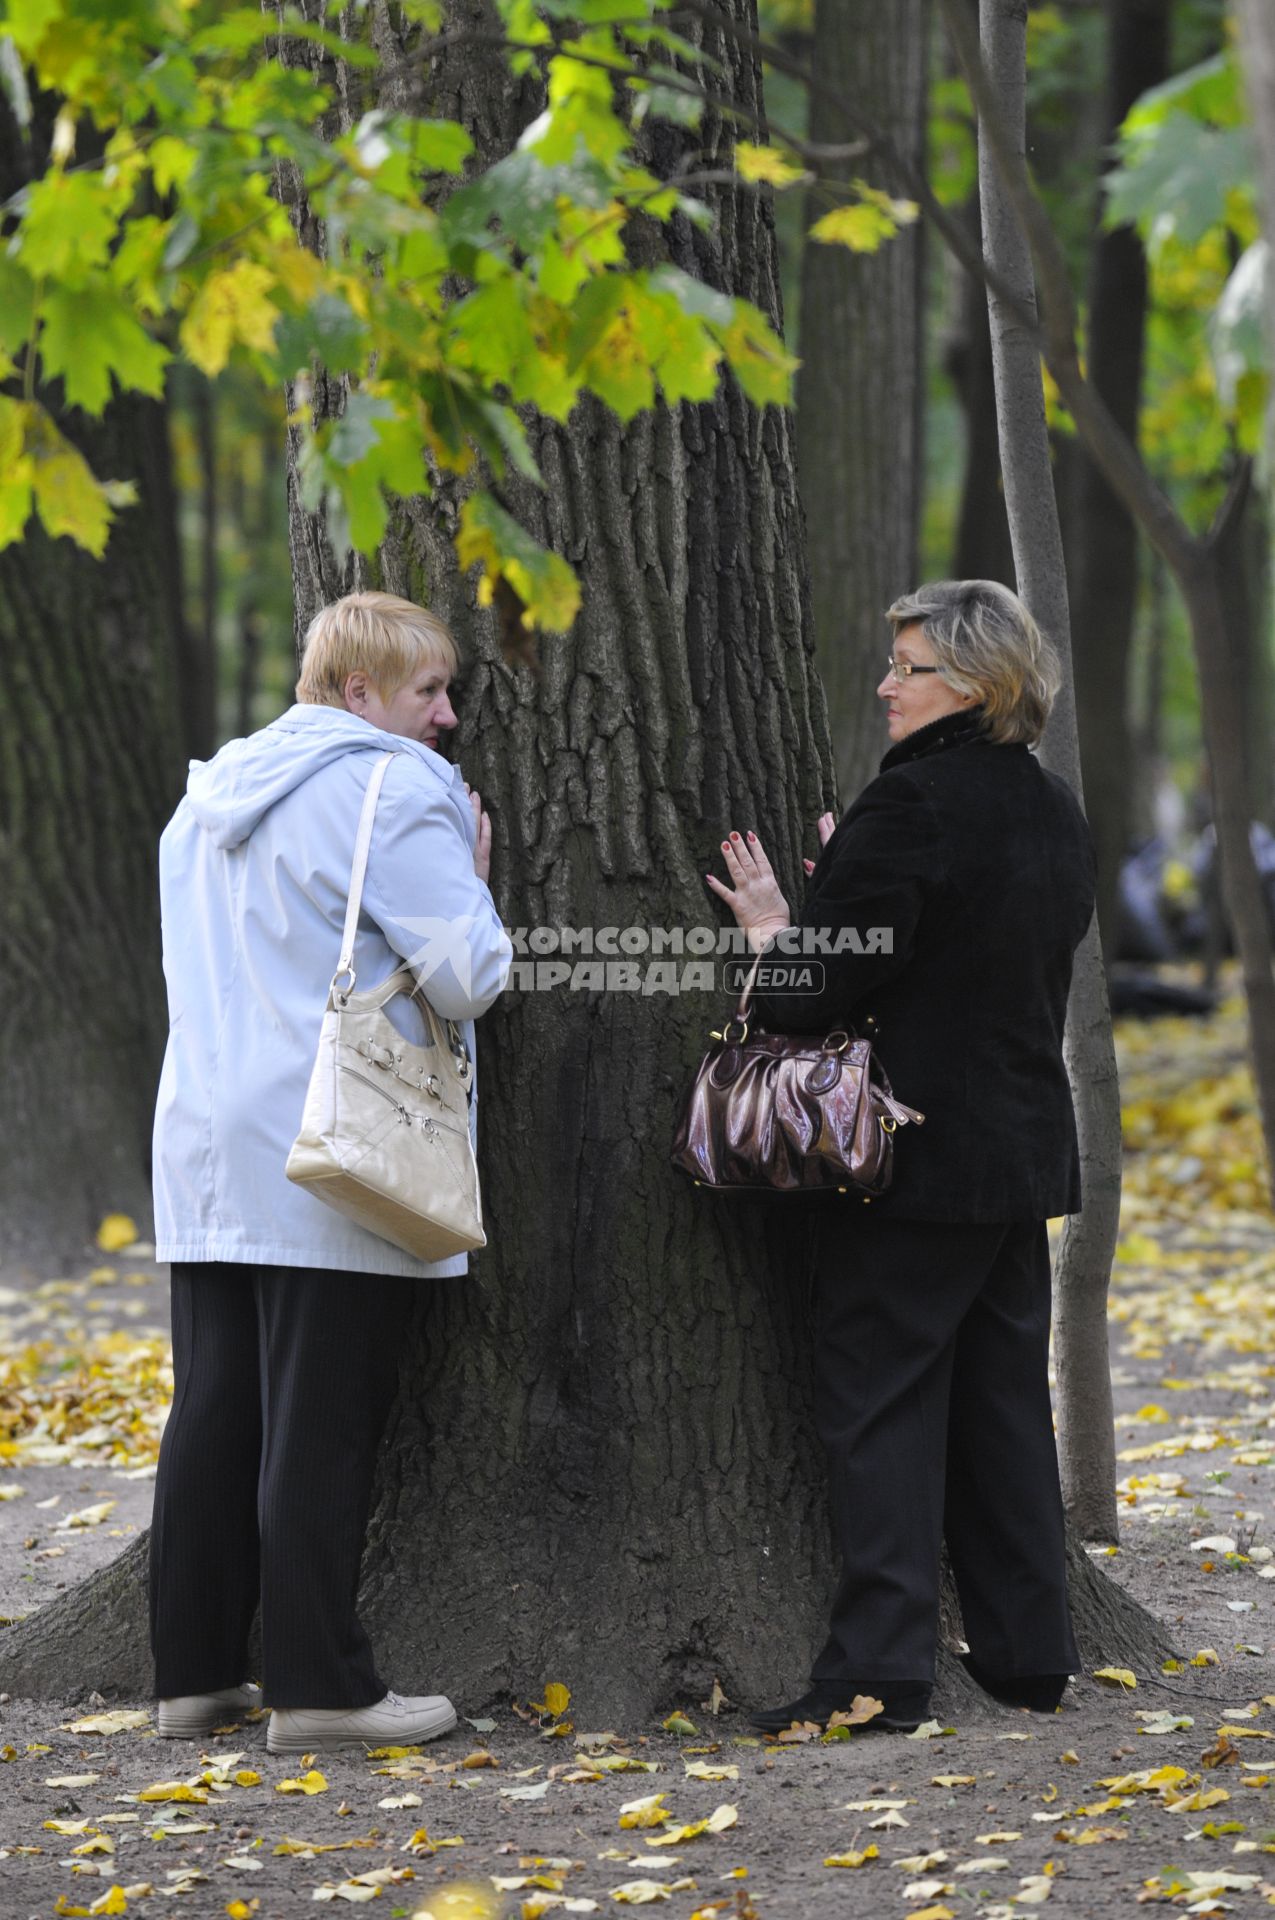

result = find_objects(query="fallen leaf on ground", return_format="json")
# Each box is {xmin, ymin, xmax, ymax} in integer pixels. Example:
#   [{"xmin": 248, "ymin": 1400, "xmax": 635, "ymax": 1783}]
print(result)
[
  {"xmin": 275, "ymin": 1769, "xmax": 328, "ymax": 1796},
  {"xmin": 618, "ymin": 1796, "xmax": 670, "ymax": 1831},
  {"xmin": 826, "ymin": 1696, "xmax": 884, "ymax": 1729},
  {"xmin": 58, "ymin": 1501, "xmax": 116, "ymax": 1529},
  {"xmin": 646, "ymin": 1806, "xmax": 736, "ymax": 1847},
  {"xmin": 62, "ymin": 1712, "xmax": 149, "ymax": 1736},
  {"xmin": 401, "ymin": 1830, "xmax": 464, "ymax": 1855}
]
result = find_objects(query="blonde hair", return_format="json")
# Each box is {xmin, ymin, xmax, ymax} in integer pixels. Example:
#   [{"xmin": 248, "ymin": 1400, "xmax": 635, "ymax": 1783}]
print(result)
[
  {"xmin": 295, "ymin": 591, "xmax": 459, "ymax": 707},
  {"xmin": 886, "ymin": 579, "xmax": 1060, "ymax": 746}
]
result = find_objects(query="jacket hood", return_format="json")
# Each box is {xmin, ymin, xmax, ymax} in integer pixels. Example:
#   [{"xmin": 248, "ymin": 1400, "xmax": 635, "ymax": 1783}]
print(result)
[{"xmin": 186, "ymin": 704, "xmax": 453, "ymax": 850}]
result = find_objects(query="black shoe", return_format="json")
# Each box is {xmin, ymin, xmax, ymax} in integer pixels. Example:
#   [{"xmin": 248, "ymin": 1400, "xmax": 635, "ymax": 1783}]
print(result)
[
  {"xmin": 960, "ymin": 1652, "xmax": 1069, "ymax": 1712},
  {"xmin": 748, "ymin": 1679, "xmax": 930, "ymax": 1735}
]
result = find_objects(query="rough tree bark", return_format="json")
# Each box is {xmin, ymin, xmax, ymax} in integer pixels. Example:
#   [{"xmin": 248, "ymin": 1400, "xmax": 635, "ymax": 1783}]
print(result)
[
  {"xmin": 795, "ymin": 0, "xmax": 927, "ymax": 804},
  {"xmin": 0, "ymin": 0, "xmax": 1170, "ymax": 1715},
  {"xmin": 976, "ymin": 0, "xmax": 1122, "ymax": 1544},
  {"xmin": 0, "ymin": 104, "xmax": 186, "ymax": 1263},
  {"xmin": 1069, "ymin": 0, "xmax": 1170, "ymax": 959}
]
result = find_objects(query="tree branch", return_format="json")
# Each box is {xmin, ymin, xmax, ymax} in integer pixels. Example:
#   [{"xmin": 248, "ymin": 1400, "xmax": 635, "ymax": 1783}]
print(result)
[
  {"xmin": 1204, "ymin": 454, "xmax": 1254, "ymax": 553},
  {"xmin": 934, "ymin": 0, "xmax": 1201, "ymax": 579}
]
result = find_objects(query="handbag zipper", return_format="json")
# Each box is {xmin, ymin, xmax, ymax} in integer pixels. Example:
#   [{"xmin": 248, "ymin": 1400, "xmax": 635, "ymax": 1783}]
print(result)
[{"xmin": 339, "ymin": 1063, "xmax": 467, "ymax": 1139}]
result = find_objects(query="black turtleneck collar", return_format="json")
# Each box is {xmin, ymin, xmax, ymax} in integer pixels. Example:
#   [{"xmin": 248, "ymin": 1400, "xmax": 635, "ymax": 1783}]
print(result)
[{"xmin": 880, "ymin": 706, "xmax": 995, "ymax": 773}]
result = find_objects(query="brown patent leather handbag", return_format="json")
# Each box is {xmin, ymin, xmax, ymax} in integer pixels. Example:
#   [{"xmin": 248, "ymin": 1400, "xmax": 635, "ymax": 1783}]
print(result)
[{"xmin": 670, "ymin": 958, "xmax": 924, "ymax": 1197}]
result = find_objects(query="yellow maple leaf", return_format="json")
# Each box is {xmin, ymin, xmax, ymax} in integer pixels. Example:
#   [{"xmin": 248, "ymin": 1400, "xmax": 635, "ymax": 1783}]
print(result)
[
  {"xmin": 1093, "ymin": 1667, "xmax": 1137, "ymax": 1690},
  {"xmin": 180, "ymin": 263, "xmax": 279, "ymax": 378},
  {"xmin": 734, "ymin": 142, "xmax": 809, "ymax": 188},
  {"xmin": 275, "ymin": 1768, "xmax": 328, "ymax": 1796}
]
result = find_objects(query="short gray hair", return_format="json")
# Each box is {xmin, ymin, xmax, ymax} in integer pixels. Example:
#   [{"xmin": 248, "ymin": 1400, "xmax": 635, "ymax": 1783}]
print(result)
[{"xmin": 886, "ymin": 579, "xmax": 1060, "ymax": 747}]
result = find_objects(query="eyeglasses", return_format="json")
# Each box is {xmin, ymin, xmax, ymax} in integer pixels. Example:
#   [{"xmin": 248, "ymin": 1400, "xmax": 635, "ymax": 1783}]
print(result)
[{"xmin": 885, "ymin": 654, "xmax": 940, "ymax": 680}]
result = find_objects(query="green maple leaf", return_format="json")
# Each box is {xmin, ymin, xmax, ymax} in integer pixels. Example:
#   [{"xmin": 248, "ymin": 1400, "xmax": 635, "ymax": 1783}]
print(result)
[
  {"xmin": 40, "ymin": 287, "xmax": 169, "ymax": 412},
  {"xmin": 18, "ymin": 171, "xmax": 119, "ymax": 284}
]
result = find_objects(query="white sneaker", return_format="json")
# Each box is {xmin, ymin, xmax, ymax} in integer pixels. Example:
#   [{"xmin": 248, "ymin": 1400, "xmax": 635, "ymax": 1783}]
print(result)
[
  {"xmin": 267, "ymin": 1688, "xmax": 457, "ymax": 1753},
  {"xmin": 157, "ymin": 1682, "xmax": 262, "ymax": 1739}
]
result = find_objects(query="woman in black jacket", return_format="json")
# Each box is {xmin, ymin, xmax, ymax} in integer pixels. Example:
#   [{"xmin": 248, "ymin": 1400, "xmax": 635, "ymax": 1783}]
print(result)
[{"xmin": 707, "ymin": 579, "xmax": 1096, "ymax": 1734}]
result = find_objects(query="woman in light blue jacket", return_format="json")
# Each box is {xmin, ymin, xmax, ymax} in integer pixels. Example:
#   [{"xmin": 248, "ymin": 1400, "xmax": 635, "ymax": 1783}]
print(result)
[{"xmin": 149, "ymin": 592, "xmax": 510, "ymax": 1753}]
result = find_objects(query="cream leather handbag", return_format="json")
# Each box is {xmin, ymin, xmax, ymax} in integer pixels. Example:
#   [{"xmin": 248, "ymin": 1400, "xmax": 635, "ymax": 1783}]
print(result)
[{"xmin": 285, "ymin": 751, "xmax": 486, "ymax": 1262}]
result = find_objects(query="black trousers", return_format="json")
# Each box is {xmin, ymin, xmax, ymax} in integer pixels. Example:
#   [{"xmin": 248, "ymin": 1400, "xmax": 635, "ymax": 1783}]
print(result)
[
  {"xmin": 809, "ymin": 1213, "xmax": 1079, "ymax": 1688},
  {"xmin": 149, "ymin": 1261, "xmax": 415, "ymax": 1707}
]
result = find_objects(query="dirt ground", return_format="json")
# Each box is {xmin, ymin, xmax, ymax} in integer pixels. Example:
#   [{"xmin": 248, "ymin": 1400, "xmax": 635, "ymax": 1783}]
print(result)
[{"xmin": 3, "ymin": 1003, "xmax": 1275, "ymax": 1919}]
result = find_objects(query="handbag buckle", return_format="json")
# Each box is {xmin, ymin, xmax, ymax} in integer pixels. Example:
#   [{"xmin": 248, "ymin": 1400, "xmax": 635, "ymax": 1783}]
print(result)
[
  {"xmin": 824, "ymin": 1030, "xmax": 851, "ymax": 1053},
  {"xmin": 721, "ymin": 1017, "xmax": 749, "ymax": 1044},
  {"xmin": 330, "ymin": 964, "xmax": 357, "ymax": 1001}
]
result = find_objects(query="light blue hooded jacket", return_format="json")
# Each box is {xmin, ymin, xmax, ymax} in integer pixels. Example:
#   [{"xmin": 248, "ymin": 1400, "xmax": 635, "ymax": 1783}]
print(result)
[{"xmin": 152, "ymin": 703, "xmax": 512, "ymax": 1278}]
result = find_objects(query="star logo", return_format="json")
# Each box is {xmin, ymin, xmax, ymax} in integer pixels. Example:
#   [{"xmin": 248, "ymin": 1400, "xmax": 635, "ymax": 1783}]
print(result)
[{"xmin": 397, "ymin": 915, "xmax": 510, "ymax": 1000}]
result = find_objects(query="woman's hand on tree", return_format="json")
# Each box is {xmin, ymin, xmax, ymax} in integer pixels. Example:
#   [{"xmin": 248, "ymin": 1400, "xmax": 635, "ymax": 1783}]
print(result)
[
  {"xmin": 706, "ymin": 831, "xmax": 791, "ymax": 953},
  {"xmin": 803, "ymin": 809, "xmax": 837, "ymax": 876},
  {"xmin": 464, "ymin": 783, "xmax": 492, "ymax": 884}
]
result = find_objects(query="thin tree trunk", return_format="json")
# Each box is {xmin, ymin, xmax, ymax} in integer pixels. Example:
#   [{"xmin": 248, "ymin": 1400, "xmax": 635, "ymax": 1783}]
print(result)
[
  {"xmin": 795, "ymin": 0, "xmax": 927, "ymax": 804},
  {"xmin": 1236, "ymin": 1, "xmax": 1275, "ymax": 273},
  {"xmin": 946, "ymin": 195, "xmax": 1016, "ymax": 586},
  {"xmin": 0, "ymin": 106, "xmax": 186, "ymax": 1263},
  {"xmin": 189, "ymin": 373, "xmax": 219, "ymax": 759},
  {"xmin": 977, "ymin": 0, "xmax": 1121, "ymax": 1543},
  {"xmin": 1070, "ymin": 0, "xmax": 1170, "ymax": 961},
  {"xmin": 1216, "ymin": 484, "xmax": 1274, "ymax": 830}
]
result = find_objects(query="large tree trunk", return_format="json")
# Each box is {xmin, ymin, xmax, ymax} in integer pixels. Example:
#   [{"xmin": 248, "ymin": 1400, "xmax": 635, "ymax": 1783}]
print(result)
[
  {"xmin": 977, "ymin": 0, "xmax": 1122, "ymax": 1543},
  {"xmin": 1069, "ymin": 0, "xmax": 1170, "ymax": 959},
  {"xmin": 0, "ymin": 108, "xmax": 186, "ymax": 1263},
  {"xmin": 795, "ymin": 0, "xmax": 927, "ymax": 805}
]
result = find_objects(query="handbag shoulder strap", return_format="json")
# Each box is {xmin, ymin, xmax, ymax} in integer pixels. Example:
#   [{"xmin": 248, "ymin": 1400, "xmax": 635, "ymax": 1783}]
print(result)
[{"xmin": 331, "ymin": 751, "xmax": 396, "ymax": 995}]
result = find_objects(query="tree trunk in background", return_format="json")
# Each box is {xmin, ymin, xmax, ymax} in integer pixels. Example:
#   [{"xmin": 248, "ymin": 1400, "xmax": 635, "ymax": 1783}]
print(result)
[
  {"xmin": 1069, "ymin": 0, "xmax": 1170, "ymax": 960},
  {"xmin": 947, "ymin": 195, "xmax": 1016, "ymax": 587},
  {"xmin": 795, "ymin": 0, "xmax": 927, "ymax": 805},
  {"xmin": 977, "ymin": 0, "xmax": 1122, "ymax": 1544},
  {"xmin": 1216, "ymin": 485, "xmax": 1275, "ymax": 831},
  {"xmin": 187, "ymin": 372, "xmax": 219, "ymax": 760},
  {"xmin": 0, "ymin": 105, "xmax": 186, "ymax": 1263}
]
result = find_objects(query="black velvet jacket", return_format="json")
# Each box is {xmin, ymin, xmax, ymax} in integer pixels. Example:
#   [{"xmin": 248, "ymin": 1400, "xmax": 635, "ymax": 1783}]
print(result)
[{"xmin": 751, "ymin": 710, "xmax": 1096, "ymax": 1222}]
